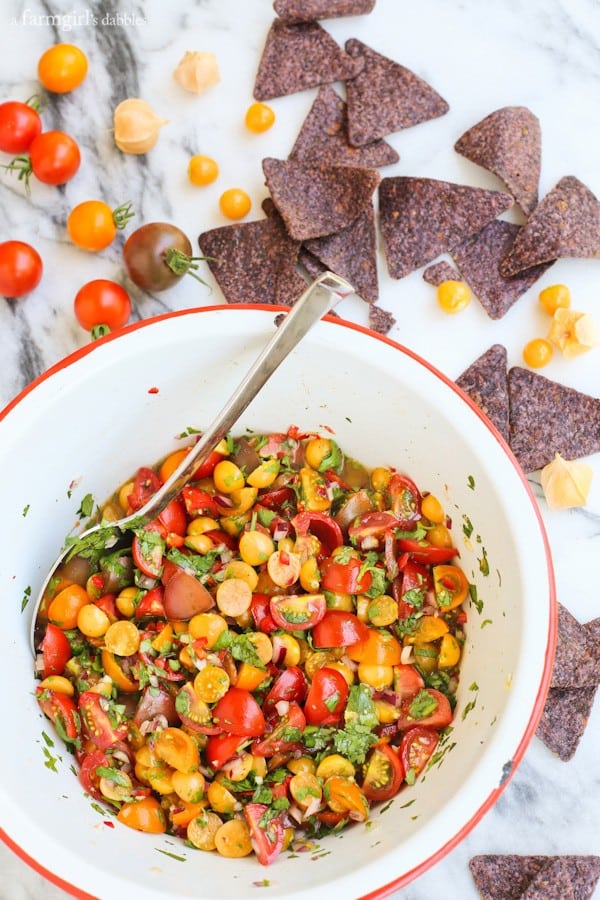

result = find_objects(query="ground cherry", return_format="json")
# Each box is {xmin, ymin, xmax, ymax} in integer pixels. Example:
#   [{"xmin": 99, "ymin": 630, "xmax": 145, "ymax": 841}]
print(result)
[
  {"xmin": 38, "ymin": 43, "xmax": 88, "ymax": 93},
  {"xmin": 188, "ymin": 155, "xmax": 219, "ymax": 186},
  {"xmin": 538, "ymin": 284, "xmax": 571, "ymax": 316},
  {"xmin": 523, "ymin": 338, "xmax": 553, "ymax": 368},
  {"xmin": 437, "ymin": 280, "xmax": 471, "ymax": 314},
  {"xmin": 219, "ymin": 188, "xmax": 251, "ymax": 220},
  {"xmin": 244, "ymin": 102, "xmax": 275, "ymax": 133},
  {"xmin": 67, "ymin": 200, "xmax": 134, "ymax": 252}
]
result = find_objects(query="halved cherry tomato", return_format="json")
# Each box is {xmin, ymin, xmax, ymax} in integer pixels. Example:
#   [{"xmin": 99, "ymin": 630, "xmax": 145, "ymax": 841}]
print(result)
[
  {"xmin": 250, "ymin": 592, "xmax": 278, "ymax": 633},
  {"xmin": 205, "ymin": 733, "xmax": 249, "ymax": 770},
  {"xmin": 78, "ymin": 748, "xmax": 109, "ymax": 801},
  {"xmin": 135, "ymin": 585, "xmax": 166, "ymax": 620},
  {"xmin": 263, "ymin": 667, "xmax": 307, "ymax": 717},
  {"xmin": 362, "ymin": 742, "xmax": 405, "ymax": 803},
  {"xmin": 388, "ymin": 474, "xmax": 422, "ymax": 527},
  {"xmin": 320, "ymin": 556, "xmax": 372, "ymax": 594},
  {"xmin": 395, "ymin": 689, "xmax": 453, "ymax": 731},
  {"xmin": 0, "ymin": 100, "xmax": 42, "ymax": 154},
  {"xmin": 244, "ymin": 803, "xmax": 284, "ymax": 866},
  {"xmin": 40, "ymin": 623, "xmax": 71, "ymax": 677},
  {"xmin": 398, "ymin": 559, "xmax": 433, "ymax": 618},
  {"xmin": 348, "ymin": 511, "xmax": 397, "ymax": 545},
  {"xmin": 193, "ymin": 448, "xmax": 226, "ymax": 480},
  {"xmin": 132, "ymin": 524, "xmax": 165, "ymax": 578},
  {"xmin": 36, "ymin": 687, "xmax": 80, "ymax": 742},
  {"xmin": 304, "ymin": 667, "xmax": 349, "ymax": 726},
  {"xmin": 397, "ymin": 538, "xmax": 457, "ymax": 564},
  {"xmin": 393, "ymin": 664, "xmax": 424, "ymax": 701},
  {"xmin": 291, "ymin": 512, "xmax": 343, "ymax": 556},
  {"xmin": 181, "ymin": 485, "xmax": 219, "ymax": 518},
  {"xmin": 117, "ymin": 796, "xmax": 166, "ymax": 834},
  {"xmin": 101, "ymin": 649, "xmax": 139, "ymax": 693},
  {"xmin": 399, "ymin": 726, "xmax": 439, "ymax": 780},
  {"xmin": 78, "ymin": 690, "xmax": 128, "ymax": 749},
  {"xmin": 346, "ymin": 628, "xmax": 402, "ymax": 666},
  {"xmin": 252, "ymin": 702, "xmax": 306, "ymax": 757},
  {"xmin": 127, "ymin": 467, "xmax": 161, "ymax": 510},
  {"xmin": 433, "ymin": 565, "xmax": 470, "ymax": 610},
  {"xmin": 256, "ymin": 486, "xmax": 295, "ymax": 511},
  {"xmin": 269, "ymin": 593, "xmax": 326, "ymax": 631},
  {"xmin": 212, "ymin": 688, "xmax": 266, "ymax": 737},
  {"xmin": 175, "ymin": 682, "xmax": 220, "ymax": 734},
  {"xmin": 163, "ymin": 571, "xmax": 215, "ymax": 620},
  {"xmin": 311, "ymin": 610, "xmax": 370, "ymax": 648},
  {"xmin": 157, "ymin": 498, "xmax": 187, "ymax": 539}
]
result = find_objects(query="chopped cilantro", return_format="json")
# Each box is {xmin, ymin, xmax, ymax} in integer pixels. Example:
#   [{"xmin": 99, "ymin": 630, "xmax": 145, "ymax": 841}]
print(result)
[
  {"xmin": 405, "ymin": 767, "xmax": 416, "ymax": 786},
  {"xmin": 21, "ymin": 584, "xmax": 32, "ymax": 611},
  {"xmin": 155, "ymin": 848, "xmax": 187, "ymax": 862},
  {"xmin": 408, "ymin": 689, "xmax": 438, "ymax": 720},
  {"xmin": 77, "ymin": 493, "xmax": 96, "ymax": 519},
  {"xmin": 469, "ymin": 584, "xmax": 483, "ymax": 614},
  {"xmin": 462, "ymin": 515, "xmax": 473, "ymax": 538},
  {"xmin": 22, "ymin": 503, "xmax": 30, "ymax": 517},
  {"xmin": 478, "ymin": 547, "xmax": 490, "ymax": 576},
  {"xmin": 467, "ymin": 475, "xmax": 476, "ymax": 490}
]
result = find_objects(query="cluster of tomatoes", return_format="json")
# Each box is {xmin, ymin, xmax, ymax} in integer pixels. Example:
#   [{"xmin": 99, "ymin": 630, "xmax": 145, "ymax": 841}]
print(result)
[{"xmin": 34, "ymin": 429, "xmax": 468, "ymax": 865}]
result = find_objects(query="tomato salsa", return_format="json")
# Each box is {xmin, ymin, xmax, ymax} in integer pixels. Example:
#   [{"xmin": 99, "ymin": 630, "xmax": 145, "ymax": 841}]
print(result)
[{"xmin": 34, "ymin": 427, "xmax": 468, "ymax": 865}]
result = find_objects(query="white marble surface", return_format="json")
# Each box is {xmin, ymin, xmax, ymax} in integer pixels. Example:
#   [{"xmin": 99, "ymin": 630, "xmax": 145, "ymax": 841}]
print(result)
[{"xmin": 0, "ymin": 0, "xmax": 599, "ymax": 898}]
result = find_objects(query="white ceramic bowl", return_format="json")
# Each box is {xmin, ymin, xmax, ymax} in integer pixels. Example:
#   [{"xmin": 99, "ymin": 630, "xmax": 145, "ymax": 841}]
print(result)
[{"xmin": 0, "ymin": 306, "xmax": 555, "ymax": 900}]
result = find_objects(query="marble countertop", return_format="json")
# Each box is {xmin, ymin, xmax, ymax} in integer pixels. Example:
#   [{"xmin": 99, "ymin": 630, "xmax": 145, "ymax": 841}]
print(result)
[{"xmin": 0, "ymin": 0, "xmax": 598, "ymax": 898}]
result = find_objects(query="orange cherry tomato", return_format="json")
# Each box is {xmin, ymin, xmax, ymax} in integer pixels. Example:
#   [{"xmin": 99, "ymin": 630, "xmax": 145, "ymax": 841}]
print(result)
[
  {"xmin": 188, "ymin": 155, "xmax": 219, "ymax": 186},
  {"xmin": 432, "ymin": 564, "xmax": 470, "ymax": 610},
  {"xmin": 346, "ymin": 627, "xmax": 402, "ymax": 666},
  {"xmin": 219, "ymin": 188, "xmax": 251, "ymax": 220},
  {"xmin": 244, "ymin": 102, "xmax": 275, "ymax": 133},
  {"xmin": 38, "ymin": 43, "xmax": 88, "ymax": 93},
  {"xmin": 67, "ymin": 200, "xmax": 134, "ymax": 252},
  {"xmin": 522, "ymin": 338, "xmax": 553, "ymax": 369},
  {"xmin": 101, "ymin": 649, "xmax": 139, "ymax": 693},
  {"xmin": 47, "ymin": 584, "xmax": 89, "ymax": 629},
  {"xmin": 117, "ymin": 796, "xmax": 167, "ymax": 833},
  {"xmin": 74, "ymin": 279, "xmax": 131, "ymax": 333}
]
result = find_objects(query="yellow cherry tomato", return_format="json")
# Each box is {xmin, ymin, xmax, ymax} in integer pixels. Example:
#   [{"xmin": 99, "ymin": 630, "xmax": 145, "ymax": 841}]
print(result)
[
  {"xmin": 188, "ymin": 154, "xmax": 219, "ymax": 186},
  {"xmin": 244, "ymin": 102, "xmax": 275, "ymax": 133},
  {"xmin": 538, "ymin": 284, "xmax": 571, "ymax": 316},
  {"xmin": 219, "ymin": 188, "xmax": 251, "ymax": 220},
  {"xmin": 523, "ymin": 338, "xmax": 553, "ymax": 368},
  {"xmin": 38, "ymin": 44, "xmax": 88, "ymax": 93},
  {"xmin": 117, "ymin": 796, "xmax": 166, "ymax": 833},
  {"xmin": 437, "ymin": 280, "xmax": 471, "ymax": 314}
]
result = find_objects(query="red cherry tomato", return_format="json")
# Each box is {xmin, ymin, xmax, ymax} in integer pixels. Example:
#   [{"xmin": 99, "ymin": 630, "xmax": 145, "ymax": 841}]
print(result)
[
  {"xmin": 0, "ymin": 100, "xmax": 42, "ymax": 153},
  {"xmin": 36, "ymin": 687, "xmax": 81, "ymax": 742},
  {"xmin": 205, "ymin": 733, "xmax": 249, "ymax": 770},
  {"xmin": 0, "ymin": 240, "xmax": 43, "ymax": 298},
  {"xmin": 348, "ymin": 511, "xmax": 397, "ymax": 545},
  {"xmin": 181, "ymin": 486, "xmax": 219, "ymax": 518},
  {"xmin": 397, "ymin": 538, "xmax": 457, "ymax": 564},
  {"xmin": 40, "ymin": 623, "xmax": 71, "ymax": 677},
  {"xmin": 320, "ymin": 556, "xmax": 372, "ymax": 594},
  {"xmin": 263, "ymin": 667, "xmax": 307, "ymax": 717},
  {"xmin": 291, "ymin": 511, "xmax": 343, "ymax": 556},
  {"xmin": 395, "ymin": 689, "xmax": 453, "ymax": 731},
  {"xmin": 78, "ymin": 749, "xmax": 110, "ymax": 801},
  {"xmin": 74, "ymin": 279, "xmax": 131, "ymax": 333},
  {"xmin": 213, "ymin": 687, "xmax": 266, "ymax": 737},
  {"xmin": 244, "ymin": 803, "xmax": 284, "ymax": 866},
  {"xmin": 134, "ymin": 586, "xmax": 166, "ymax": 620},
  {"xmin": 132, "ymin": 524, "xmax": 165, "ymax": 578},
  {"xmin": 304, "ymin": 666, "xmax": 349, "ymax": 726},
  {"xmin": 157, "ymin": 498, "xmax": 187, "ymax": 538},
  {"xmin": 398, "ymin": 559, "xmax": 433, "ymax": 618},
  {"xmin": 362, "ymin": 742, "xmax": 405, "ymax": 803},
  {"xmin": 388, "ymin": 474, "xmax": 422, "ymax": 527},
  {"xmin": 392, "ymin": 664, "xmax": 425, "ymax": 701},
  {"xmin": 252, "ymin": 702, "xmax": 306, "ymax": 757},
  {"xmin": 78, "ymin": 690, "xmax": 128, "ymax": 749},
  {"xmin": 311, "ymin": 610, "xmax": 370, "ymax": 648},
  {"xmin": 28, "ymin": 130, "xmax": 81, "ymax": 185},
  {"xmin": 269, "ymin": 593, "xmax": 326, "ymax": 632},
  {"xmin": 127, "ymin": 467, "xmax": 162, "ymax": 511},
  {"xmin": 399, "ymin": 726, "xmax": 440, "ymax": 779},
  {"xmin": 250, "ymin": 592, "xmax": 278, "ymax": 634}
]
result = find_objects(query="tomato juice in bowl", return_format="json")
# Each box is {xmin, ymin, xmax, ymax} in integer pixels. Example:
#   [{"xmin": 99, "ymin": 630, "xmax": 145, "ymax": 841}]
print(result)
[{"xmin": 0, "ymin": 306, "xmax": 555, "ymax": 900}]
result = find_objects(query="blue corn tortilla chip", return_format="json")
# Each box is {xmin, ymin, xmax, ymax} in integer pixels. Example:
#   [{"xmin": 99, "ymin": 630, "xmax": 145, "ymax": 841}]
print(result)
[
  {"xmin": 254, "ymin": 19, "xmax": 362, "ymax": 101},
  {"xmin": 450, "ymin": 220, "xmax": 553, "ymax": 320},
  {"xmin": 263, "ymin": 156, "xmax": 380, "ymax": 241},
  {"xmin": 303, "ymin": 205, "xmax": 379, "ymax": 303},
  {"xmin": 500, "ymin": 176, "xmax": 600, "ymax": 278},
  {"xmin": 422, "ymin": 260, "xmax": 460, "ymax": 286},
  {"xmin": 344, "ymin": 39, "xmax": 449, "ymax": 146},
  {"xmin": 552, "ymin": 603, "xmax": 599, "ymax": 689},
  {"xmin": 368, "ymin": 303, "xmax": 395, "ymax": 335},
  {"xmin": 536, "ymin": 684, "xmax": 599, "ymax": 760},
  {"xmin": 521, "ymin": 859, "xmax": 575, "ymax": 900},
  {"xmin": 198, "ymin": 216, "xmax": 306, "ymax": 306},
  {"xmin": 507, "ymin": 367, "xmax": 600, "ymax": 472},
  {"xmin": 454, "ymin": 106, "xmax": 541, "ymax": 216},
  {"xmin": 455, "ymin": 344, "xmax": 509, "ymax": 442},
  {"xmin": 289, "ymin": 86, "xmax": 398, "ymax": 168},
  {"xmin": 273, "ymin": 0, "xmax": 376, "ymax": 22},
  {"xmin": 469, "ymin": 855, "xmax": 600, "ymax": 900},
  {"xmin": 379, "ymin": 176, "xmax": 513, "ymax": 279}
]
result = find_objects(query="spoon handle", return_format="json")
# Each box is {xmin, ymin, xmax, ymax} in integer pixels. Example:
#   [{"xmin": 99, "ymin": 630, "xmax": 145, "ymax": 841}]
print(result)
[{"xmin": 123, "ymin": 270, "xmax": 353, "ymax": 527}]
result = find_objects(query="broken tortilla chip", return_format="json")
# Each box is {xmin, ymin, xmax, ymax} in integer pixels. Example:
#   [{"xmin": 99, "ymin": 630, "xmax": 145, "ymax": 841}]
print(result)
[
  {"xmin": 451, "ymin": 220, "xmax": 553, "ymax": 319},
  {"xmin": 198, "ymin": 216, "xmax": 306, "ymax": 307},
  {"xmin": 469, "ymin": 855, "xmax": 600, "ymax": 900},
  {"xmin": 368, "ymin": 303, "xmax": 395, "ymax": 335},
  {"xmin": 273, "ymin": 0, "xmax": 376, "ymax": 23},
  {"xmin": 253, "ymin": 19, "xmax": 361, "ymax": 101},
  {"xmin": 303, "ymin": 205, "xmax": 379, "ymax": 303},
  {"xmin": 263, "ymin": 156, "xmax": 380, "ymax": 241},
  {"xmin": 454, "ymin": 106, "xmax": 541, "ymax": 216},
  {"xmin": 455, "ymin": 344, "xmax": 509, "ymax": 442},
  {"xmin": 378, "ymin": 176, "xmax": 513, "ymax": 279},
  {"xmin": 500, "ymin": 176, "xmax": 600, "ymax": 278},
  {"xmin": 507, "ymin": 367, "xmax": 600, "ymax": 472},
  {"xmin": 344, "ymin": 38, "xmax": 449, "ymax": 146},
  {"xmin": 289, "ymin": 85, "xmax": 398, "ymax": 168},
  {"xmin": 422, "ymin": 260, "xmax": 459, "ymax": 286}
]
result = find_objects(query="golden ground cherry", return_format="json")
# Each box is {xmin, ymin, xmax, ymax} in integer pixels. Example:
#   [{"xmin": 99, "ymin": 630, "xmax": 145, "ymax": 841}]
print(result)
[
  {"xmin": 219, "ymin": 188, "xmax": 251, "ymax": 220},
  {"xmin": 436, "ymin": 279, "xmax": 471, "ymax": 314},
  {"xmin": 244, "ymin": 102, "xmax": 275, "ymax": 133},
  {"xmin": 523, "ymin": 338, "xmax": 554, "ymax": 368},
  {"xmin": 538, "ymin": 284, "xmax": 571, "ymax": 316},
  {"xmin": 38, "ymin": 43, "xmax": 88, "ymax": 93},
  {"xmin": 188, "ymin": 154, "xmax": 219, "ymax": 186}
]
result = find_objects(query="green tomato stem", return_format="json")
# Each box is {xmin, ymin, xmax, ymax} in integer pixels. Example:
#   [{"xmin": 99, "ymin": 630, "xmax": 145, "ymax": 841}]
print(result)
[
  {"xmin": 164, "ymin": 248, "xmax": 212, "ymax": 286},
  {"xmin": 91, "ymin": 324, "xmax": 111, "ymax": 341},
  {"xmin": 2, "ymin": 155, "xmax": 33, "ymax": 192},
  {"xmin": 112, "ymin": 201, "xmax": 135, "ymax": 230}
]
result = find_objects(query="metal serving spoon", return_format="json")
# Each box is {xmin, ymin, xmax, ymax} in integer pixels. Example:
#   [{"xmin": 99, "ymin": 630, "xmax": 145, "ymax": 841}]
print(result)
[{"xmin": 30, "ymin": 270, "xmax": 353, "ymax": 654}]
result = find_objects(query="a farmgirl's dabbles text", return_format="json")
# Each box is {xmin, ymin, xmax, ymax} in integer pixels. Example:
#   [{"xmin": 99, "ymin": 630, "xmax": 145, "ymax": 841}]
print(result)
[{"xmin": 34, "ymin": 427, "xmax": 469, "ymax": 865}]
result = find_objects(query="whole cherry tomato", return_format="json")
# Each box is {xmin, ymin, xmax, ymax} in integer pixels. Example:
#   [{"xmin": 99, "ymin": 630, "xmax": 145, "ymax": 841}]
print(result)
[
  {"xmin": 73, "ymin": 279, "xmax": 131, "ymax": 333},
  {"xmin": 123, "ymin": 222, "xmax": 204, "ymax": 292},
  {"xmin": 67, "ymin": 200, "xmax": 134, "ymax": 252},
  {"xmin": 28, "ymin": 130, "xmax": 81, "ymax": 185},
  {"xmin": 219, "ymin": 188, "xmax": 251, "ymax": 220},
  {"xmin": 0, "ymin": 240, "xmax": 43, "ymax": 297},
  {"xmin": 0, "ymin": 100, "xmax": 42, "ymax": 154},
  {"xmin": 38, "ymin": 43, "xmax": 88, "ymax": 93}
]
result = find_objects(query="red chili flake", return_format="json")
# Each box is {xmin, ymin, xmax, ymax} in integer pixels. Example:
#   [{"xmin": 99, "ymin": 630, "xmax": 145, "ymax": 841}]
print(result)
[
  {"xmin": 148, "ymin": 386, "xmax": 159, "ymax": 394},
  {"xmin": 103, "ymin": 820, "xmax": 115, "ymax": 828}
]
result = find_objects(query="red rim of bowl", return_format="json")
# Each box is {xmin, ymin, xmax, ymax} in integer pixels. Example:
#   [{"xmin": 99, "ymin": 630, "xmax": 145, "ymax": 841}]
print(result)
[{"xmin": 0, "ymin": 304, "xmax": 557, "ymax": 900}]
